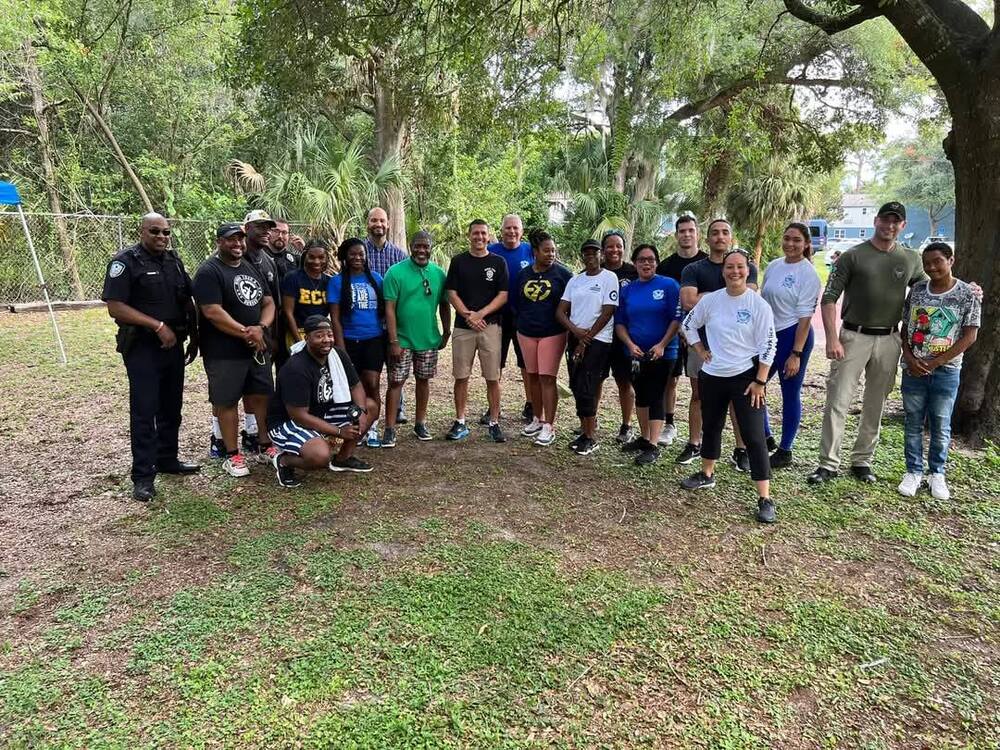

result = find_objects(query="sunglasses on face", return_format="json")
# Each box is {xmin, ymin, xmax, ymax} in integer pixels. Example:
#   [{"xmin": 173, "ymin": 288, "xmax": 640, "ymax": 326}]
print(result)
[{"xmin": 148, "ymin": 228, "xmax": 171, "ymax": 236}]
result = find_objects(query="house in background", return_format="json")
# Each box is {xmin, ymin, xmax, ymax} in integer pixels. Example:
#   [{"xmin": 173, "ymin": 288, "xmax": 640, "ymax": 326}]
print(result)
[{"xmin": 829, "ymin": 193, "xmax": 955, "ymax": 246}]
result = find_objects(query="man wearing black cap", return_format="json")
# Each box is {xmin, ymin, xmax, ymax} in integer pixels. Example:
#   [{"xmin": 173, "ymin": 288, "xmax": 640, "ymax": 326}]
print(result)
[
  {"xmin": 102, "ymin": 212, "xmax": 201, "ymax": 501},
  {"xmin": 268, "ymin": 315, "xmax": 375, "ymax": 486},
  {"xmin": 808, "ymin": 201, "xmax": 924, "ymax": 485}
]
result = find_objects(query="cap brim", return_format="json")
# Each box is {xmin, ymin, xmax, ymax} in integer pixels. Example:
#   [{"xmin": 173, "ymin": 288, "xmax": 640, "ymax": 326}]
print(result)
[
  {"xmin": 878, "ymin": 211, "xmax": 904, "ymax": 220},
  {"xmin": 219, "ymin": 229, "xmax": 246, "ymax": 238}
]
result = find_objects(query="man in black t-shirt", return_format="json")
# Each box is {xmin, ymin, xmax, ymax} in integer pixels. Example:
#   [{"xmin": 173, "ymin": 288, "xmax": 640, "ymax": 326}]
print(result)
[
  {"xmin": 267, "ymin": 316, "xmax": 375, "ymax": 486},
  {"xmin": 444, "ymin": 219, "xmax": 509, "ymax": 442},
  {"xmin": 193, "ymin": 223, "xmax": 277, "ymax": 478}
]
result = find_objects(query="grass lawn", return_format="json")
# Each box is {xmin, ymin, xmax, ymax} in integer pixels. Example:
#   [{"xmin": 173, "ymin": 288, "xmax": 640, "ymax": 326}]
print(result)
[{"xmin": 1, "ymin": 308, "xmax": 997, "ymax": 748}]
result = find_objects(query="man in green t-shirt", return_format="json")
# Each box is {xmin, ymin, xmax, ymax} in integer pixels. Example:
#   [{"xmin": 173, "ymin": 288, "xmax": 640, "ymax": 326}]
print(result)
[{"xmin": 381, "ymin": 231, "xmax": 452, "ymax": 445}]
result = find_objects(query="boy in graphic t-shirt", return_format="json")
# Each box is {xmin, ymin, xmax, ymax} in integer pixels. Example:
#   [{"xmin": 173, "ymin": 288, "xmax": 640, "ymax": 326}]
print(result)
[{"xmin": 898, "ymin": 242, "xmax": 980, "ymax": 501}]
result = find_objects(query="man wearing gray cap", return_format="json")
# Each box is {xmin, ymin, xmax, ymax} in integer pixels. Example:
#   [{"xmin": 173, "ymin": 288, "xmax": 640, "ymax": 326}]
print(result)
[{"xmin": 381, "ymin": 230, "xmax": 452, "ymax": 445}]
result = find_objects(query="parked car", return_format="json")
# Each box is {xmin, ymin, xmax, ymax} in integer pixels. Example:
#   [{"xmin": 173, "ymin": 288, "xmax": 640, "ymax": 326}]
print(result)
[{"xmin": 823, "ymin": 239, "xmax": 854, "ymax": 268}]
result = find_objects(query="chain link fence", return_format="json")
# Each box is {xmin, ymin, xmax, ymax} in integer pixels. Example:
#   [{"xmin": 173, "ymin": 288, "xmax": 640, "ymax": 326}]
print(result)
[{"xmin": 0, "ymin": 212, "xmax": 308, "ymax": 305}]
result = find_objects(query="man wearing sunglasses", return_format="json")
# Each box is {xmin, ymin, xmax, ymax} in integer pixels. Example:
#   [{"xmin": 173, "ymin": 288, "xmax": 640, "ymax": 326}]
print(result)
[
  {"xmin": 381, "ymin": 230, "xmax": 452, "ymax": 445},
  {"xmin": 102, "ymin": 212, "xmax": 201, "ymax": 502}
]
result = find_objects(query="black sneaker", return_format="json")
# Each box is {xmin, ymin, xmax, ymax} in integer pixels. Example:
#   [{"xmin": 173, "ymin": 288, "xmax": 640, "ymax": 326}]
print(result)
[
  {"xmin": 568, "ymin": 433, "xmax": 584, "ymax": 451},
  {"xmin": 573, "ymin": 436, "xmax": 598, "ymax": 456},
  {"xmin": 681, "ymin": 471, "xmax": 716, "ymax": 490},
  {"xmin": 329, "ymin": 455, "xmax": 374, "ymax": 473},
  {"xmin": 413, "ymin": 423, "xmax": 432, "ymax": 441},
  {"xmin": 273, "ymin": 453, "xmax": 301, "ymax": 488},
  {"xmin": 446, "ymin": 421, "xmax": 470, "ymax": 440},
  {"xmin": 522, "ymin": 401, "xmax": 534, "ymax": 424},
  {"xmin": 769, "ymin": 448, "xmax": 793, "ymax": 469},
  {"xmin": 851, "ymin": 465, "xmax": 877, "ymax": 483},
  {"xmin": 806, "ymin": 467, "xmax": 838, "ymax": 484},
  {"xmin": 621, "ymin": 437, "xmax": 648, "ymax": 453},
  {"xmin": 478, "ymin": 410, "xmax": 492, "ymax": 426},
  {"xmin": 616, "ymin": 424, "xmax": 633, "ymax": 443},
  {"xmin": 731, "ymin": 448, "xmax": 751, "ymax": 473},
  {"xmin": 488, "ymin": 422, "xmax": 507, "ymax": 443},
  {"xmin": 757, "ymin": 497, "xmax": 776, "ymax": 524},
  {"xmin": 241, "ymin": 429, "xmax": 260, "ymax": 454},
  {"xmin": 381, "ymin": 426, "xmax": 397, "ymax": 448},
  {"xmin": 209, "ymin": 434, "xmax": 225, "ymax": 459},
  {"xmin": 766, "ymin": 435, "xmax": 778, "ymax": 453},
  {"xmin": 132, "ymin": 479, "xmax": 156, "ymax": 502},
  {"xmin": 675, "ymin": 443, "xmax": 701, "ymax": 465},
  {"xmin": 635, "ymin": 446, "xmax": 660, "ymax": 466}
]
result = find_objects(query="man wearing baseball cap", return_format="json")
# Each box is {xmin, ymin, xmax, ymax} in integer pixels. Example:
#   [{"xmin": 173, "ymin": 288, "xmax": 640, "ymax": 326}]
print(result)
[{"xmin": 808, "ymin": 200, "xmax": 923, "ymax": 485}]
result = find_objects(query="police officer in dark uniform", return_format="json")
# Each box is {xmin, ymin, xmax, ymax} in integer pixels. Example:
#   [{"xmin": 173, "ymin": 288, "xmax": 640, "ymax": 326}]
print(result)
[
  {"xmin": 265, "ymin": 217, "xmax": 299, "ymax": 370},
  {"xmin": 102, "ymin": 212, "xmax": 201, "ymax": 501}
]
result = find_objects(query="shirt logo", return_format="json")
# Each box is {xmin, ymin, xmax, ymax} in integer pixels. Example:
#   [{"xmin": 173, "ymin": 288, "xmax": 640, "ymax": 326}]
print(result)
[
  {"xmin": 620, "ymin": 279, "xmax": 631, "ymax": 288},
  {"xmin": 520, "ymin": 260, "xmax": 530, "ymax": 269},
  {"xmin": 736, "ymin": 309, "xmax": 752, "ymax": 324},
  {"xmin": 652, "ymin": 289, "xmax": 665, "ymax": 300},
  {"xmin": 352, "ymin": 282, "xmax": 376, "ymax": 310},
  {"xmin": 109, "ymin": 261, "xmax": 126, "ymax": 279},
  {"xmin": 609, "ymin": 289, "xmax": 618, "ymax": 302},
  {"xmin": 782, "ymin": 274, "xmax": 795, "ymax": 288},
  {"xmin": 234, "ymin": 274, "xmax": 263, "ymax": 306},
  {"xmin": 523, "ymin": 279, "xmax": 552, "ymax": 302},
  {"xmin": 317, "ymin": 366, "xmax": 333, "ymax": 402},
  {"xmin": 485, "ymin": 268, "xmax": 496, "ymax": 281},
  {"xmin": 893, "ymin": 266, "xmax": 904, "ymax": 280}
]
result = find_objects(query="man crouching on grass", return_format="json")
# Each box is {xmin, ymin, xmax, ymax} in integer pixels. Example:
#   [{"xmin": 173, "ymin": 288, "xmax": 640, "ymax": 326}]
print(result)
[{"xmin": 267, "ymin": 315, "xmax": 376, "ymax": 486}]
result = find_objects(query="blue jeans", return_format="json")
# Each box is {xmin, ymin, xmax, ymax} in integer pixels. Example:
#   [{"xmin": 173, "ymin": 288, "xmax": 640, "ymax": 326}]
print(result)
[
  {"xmin": 901, "ymin": 368, "xmax": 961, "ymax": 474},
  {"xmin": 764, "ymin": 325, "xmax": 814, "ymax": 451}
]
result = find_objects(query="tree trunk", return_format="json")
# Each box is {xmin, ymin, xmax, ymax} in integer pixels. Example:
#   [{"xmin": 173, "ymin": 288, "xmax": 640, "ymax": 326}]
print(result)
[
  {"xmin": 947, "ymin": 94, "xmax": 1000, "ymax": 443},
  {"xmin": 372, "ymin": 67, "xmax": 407, "ymax": 249},
  {"xmin": 22, "ymin": 41, "xmax": 84, "ymax": 301},
  {"xmin": 752, "ymin": 220, "xmax": 766, "ymax": 267}
]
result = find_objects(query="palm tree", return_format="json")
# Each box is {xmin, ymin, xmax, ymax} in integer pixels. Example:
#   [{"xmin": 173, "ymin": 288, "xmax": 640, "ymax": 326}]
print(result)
[
  {"xmin": 725, "ymin": 158, "xmax": 816, "ymax": 266},
  {"xmin": 226, "ymin": 123, "xmax": 404, "ymax": 244}
]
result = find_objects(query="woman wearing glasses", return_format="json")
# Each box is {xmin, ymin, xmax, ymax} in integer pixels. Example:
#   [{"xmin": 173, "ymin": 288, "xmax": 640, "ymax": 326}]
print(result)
[
  {"xmin": 614, "ymin": 243, "xmax": 682, "ymax": 466},
  {"xmin": 680, "ymin": 249, "xmax": 778, "ymax": 523}
]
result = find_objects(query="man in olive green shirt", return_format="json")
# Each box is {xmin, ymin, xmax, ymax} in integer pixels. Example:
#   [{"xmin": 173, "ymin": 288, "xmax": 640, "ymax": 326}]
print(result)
[
  {"xmin": 381, "ymin": 231, "xmax": 452, "ymax": 445},
  {"xmin": 808, "ymin": 202, "xmax": 926, "ymax": 484}
]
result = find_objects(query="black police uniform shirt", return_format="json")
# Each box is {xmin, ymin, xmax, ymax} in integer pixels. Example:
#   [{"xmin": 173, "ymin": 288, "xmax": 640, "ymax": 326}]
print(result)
[
  {"xmin": 656, "ymin": 251, "xmax": 707, "ymax": 282},
  {"xmin": 444, "ymin": 252, "xmax": 509, "ymax": 329},
  {"xmin": 602, "ymin": 261, "xmax": 639, "ymax": 290},
  {"xmin": 101, "ymin": 243, "xmax": 192, "ymax": 329},
  {"xmin": 266, "ymin": 248, "xmax": 299, "ymax": 283},
  {"xmin": 268, "ymin": 346, "xmax": 360, "ymax": 427},
  {"xmin": 192, "ymin": 256, "xmax": 271, "ymax": 360}
]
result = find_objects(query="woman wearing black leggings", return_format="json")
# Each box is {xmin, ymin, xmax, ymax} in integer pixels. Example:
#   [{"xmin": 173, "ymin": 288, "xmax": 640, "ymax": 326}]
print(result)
[{"xmin": 679, "ymin": 249, "xmax": 778, "ymax": 523}]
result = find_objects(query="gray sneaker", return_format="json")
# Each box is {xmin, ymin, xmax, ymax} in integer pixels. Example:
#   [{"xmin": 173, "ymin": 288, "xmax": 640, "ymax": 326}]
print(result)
[{"xmin": 381, "ymin": 426, "xmax": 397, "ymax": 448}]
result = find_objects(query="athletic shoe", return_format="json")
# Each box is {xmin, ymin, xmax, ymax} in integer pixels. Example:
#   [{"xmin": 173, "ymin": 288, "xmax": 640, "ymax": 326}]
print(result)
[
  {"xmin": 209, "ymin": 434, "xmax": 225, "ymax": 459},
  {"xmin": 488, "ymin": 422, "xmax": 507, "ymax": 443},
  {"xmin": 850, "ymin": 465, "xmax": 877, "ymax": 483},
  {"xmin": 365, "ymin": 429, "xmax": 382, "ymax": 449},
  {"xmin": 478, "ymin": 410, "xmax": 491, "ymax": 426},
  {"xmin": 927, "ymin": 473, "xmax": 950, "ymax": 500},
  {"xmin": 522, "ymin": 401, "xmax": 534, "ymax": 424},
  {"xmin": 680, "ymin": 471, "xmax": 716, "ymax": 490},
  {"xmin": 521, "ymin": 417, "xmax": 543, "ymax": 436},
  {"xmin": 635, "ymin": 446, "xmax": 660, "ymax": 466},
  {"xmin": 568, "ymin": 433, "xmax": 584, "ymax": 450},
  {"xmin": 658, "ymin": 423, "xmax": 677, "ymax": 447},
  {"xmin": 769, "ymin": 448, "xmax": 794, "ymax": 469},
  {"xmin": 329, "ymin": 455, "xmax": 373, "ymax": 473},
  {"xmin": 223, "ymin": 453, "xmax": 250, "ymax": 478},
  {"xmin": 446, "ymin": 421, "xmax": 470, "ymax": 441},
  {"xmin": 675, "ymin": 443, "xmax": 701, "ymax": 465},
  {"xmin": 766, "ymin": 435, "xmax": 778, "ymax": 453},
  {"xmin": 240, "ymin": 429, "xmax": 259, "ymax": 455},
  {"xmin": 273, "ymin": 453, "xmax": 301, "ymax": 488},
  {"xmin": 573, "ymin": 436, "xmax": 599, "ymax": 456},
  {"xmin": 756, "ymin": 498, "xmax": 776, "ymax": 524},
  {"xmin": 258, "ymin": 444, "xmax": 279, "ymax": 464},
  {"xmin": 534, "ymin": 423, "xmax": 555, "ymax": 446},
  {"xmin": 381, "ymin": 427, "xmax": 397, "ymax": 448},
  {"xmin": 806, "ymin": 467, "xmax": 838, "ymax": 484},
  {"xmin": 616, "ymin": 424, "xmax": 633, "ymax": 443},
  {"xmin": 396, "ymin": 408, "xmax": 408, "ymax": 425},
  {"xmin": 897, "ymin": 472, "xmax": 922, "ymax": 497},
  {"xmin": 621, "ymin": 437, "xmax": 648, "ymax": 453},
  {"xmin": 413, "ymin": 423, "xmax": 433, "ymax": 441},
  {"xmin": 731, "ymin": 448, "xmax": 751, "ymax": 473}
]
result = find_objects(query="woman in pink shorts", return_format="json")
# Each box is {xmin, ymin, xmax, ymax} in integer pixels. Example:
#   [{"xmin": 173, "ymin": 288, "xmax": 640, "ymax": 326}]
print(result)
[{"xmin": 513, "ymin": 230, "xmax": 573, "ymax": 445}]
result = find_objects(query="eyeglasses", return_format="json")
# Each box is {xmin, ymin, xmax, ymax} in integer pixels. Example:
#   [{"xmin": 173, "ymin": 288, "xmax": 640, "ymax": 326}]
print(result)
[
  {"xmin": 635, "ymin": 256, "xmax": 657, "ymax": 264},
  {"xmin": 148, "ymin": 228, "xmax": 171, "ymax": 236},
  {"xmin": 422, "ymin": 277, "xmax": 432, "ymax": 296}
]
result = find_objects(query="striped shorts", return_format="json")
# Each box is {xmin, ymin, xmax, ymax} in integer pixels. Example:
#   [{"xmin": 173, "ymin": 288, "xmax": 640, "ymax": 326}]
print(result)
[{"xmin": 268, "ymin": 403, "xmax": 356, "ymax": 455}]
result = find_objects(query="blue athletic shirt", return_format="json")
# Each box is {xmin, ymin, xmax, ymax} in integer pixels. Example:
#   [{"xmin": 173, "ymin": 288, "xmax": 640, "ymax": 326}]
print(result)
[
  {"xmin": 488, "ymin": 240, "xmax": 533, "ymax": 306},
  {"xmin": 328, "ymin": 271, "xmax": 384, "ymax": 340},
  {"xmin": 614, "ymin": 275, "xmax": 682, "ymax": 357}
]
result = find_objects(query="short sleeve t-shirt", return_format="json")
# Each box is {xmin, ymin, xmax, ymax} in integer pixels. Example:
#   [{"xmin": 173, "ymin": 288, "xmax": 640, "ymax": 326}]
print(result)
[
  {"xmin": 603, "ymin": 262, "xmax": 639, "ymax": 290},
  {"xmin": 192, "ymin": 256, "xmax": 269, "ymax": 360},
  {"xmin": 445, "ymin": 252, "xmax": 509, "ymax": 329},
  {"xmin": 281, "ymin": 269, "xmax": 332, "ymax": 328},
  {"xmin": 328, "ymin": 271, "xmax": 384, "ymax": 340},
  {"xmin": 267, "ymin": 347, "xmax": 360, "ymax": 428},
  {"xmin": 656, "ymin": 251, "xmax": 707, "ymax": 282},
  {"xmin": 614, "ymin": 276, "xmax": 682, "ymax": 357},
  {"xmin": 760, "ymin": 257, "xmax": 821, "ymax": 332},
  {"xmin": 488, "ymin": 240, "xmax": 533, "ymax": 303},
  {"xmin": 382, "ymin": 258, "xmax": 448, "ymax": 351},
  {"xmin": 902, "ymin": 280, "xmax": 981, "ymax": 369},
  {"xmin": 560, "ymin": 270, "xmax": 620, "ymax": 343},
  {"xmin": 514, "ymin": 263, "xmax": 574, "ymax": 337}
]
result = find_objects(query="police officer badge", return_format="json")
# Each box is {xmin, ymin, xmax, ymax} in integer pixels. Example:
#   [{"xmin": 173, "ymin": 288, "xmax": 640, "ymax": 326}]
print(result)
[
  {"xmin": 485, "ymin": 268, "xmax": 495, "ymax": 281},
  {"xmin": 109, "ymin": 261, "xmax": 126, "ymax": 278},
  {"xmin": 234, "ymin": 274, "xmax": 263, "ymax": 306}
]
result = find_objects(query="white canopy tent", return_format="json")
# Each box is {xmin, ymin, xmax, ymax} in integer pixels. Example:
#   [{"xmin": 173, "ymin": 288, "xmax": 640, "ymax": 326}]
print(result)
[{"xmin": 1, "ymin": 180, "xmax": 68, "ymax": 364}]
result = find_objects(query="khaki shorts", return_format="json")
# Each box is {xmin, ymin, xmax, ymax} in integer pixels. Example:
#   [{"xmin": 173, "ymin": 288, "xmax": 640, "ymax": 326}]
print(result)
[
  {"xmin": 685, "ymin": 344, "xmax": 705, "ymax": 378},
  {"xmin": 452, "ymin": 324, "xmax": 502, "ymax": 381}
]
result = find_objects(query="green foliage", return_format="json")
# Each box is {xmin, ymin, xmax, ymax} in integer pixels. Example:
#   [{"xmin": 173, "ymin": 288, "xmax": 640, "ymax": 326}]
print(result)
[{"xmin": 880, "ymin": 124, "xmax": 955, "ymax": 232}]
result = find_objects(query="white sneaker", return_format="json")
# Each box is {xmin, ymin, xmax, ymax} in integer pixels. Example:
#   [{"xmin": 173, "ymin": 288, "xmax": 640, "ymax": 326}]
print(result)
[
  {"xmin": 658, "ymin": 423, "xmax": 677, "ymax": 447},
  {"xmin": 223, "ymin": 453, "xmax": 250, "ymax": 478},
  {"xmin": 534, "ymin": 423, "xmax": 555, "ymax": 446},
  {"xmin": 521, "ymin": 417, "xmax": 543, "ymax": 436},
  {"xmin": 897, "ymin": 472, "xmax": 922, "ymax": 497},
  {"xmin": 927, "ymin": 473, "xmax": 951, "ymax": 500}
]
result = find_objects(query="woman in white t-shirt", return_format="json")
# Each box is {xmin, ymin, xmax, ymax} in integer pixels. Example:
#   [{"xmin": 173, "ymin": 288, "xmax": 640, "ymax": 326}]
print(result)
[
  {"xmin": 759, "ymin": 222, "xmax": 821, "ymax": 468},
  {"xmin": 556, "ymin": 239, "xmax": 620, "ymax": 456},
  {"xmin": 680, "ymin": 249, "xmax": 779, "ymax": 523}
]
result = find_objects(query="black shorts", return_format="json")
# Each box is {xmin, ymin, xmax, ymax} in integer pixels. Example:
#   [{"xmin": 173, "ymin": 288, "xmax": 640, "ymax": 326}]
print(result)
[
  {"xmin": 204, "ymin": 356, "xmax": 274, "ymax": 407},
  {"xmin": 345, "ymin": 335, "xmax": 386, "ymax": 373},
  {"xmin": 670, "ymin": 342, "xmax": 687, "ymax": 378},
  {"xmin": 500, "ymin": 308, "xmax": 525, "ymax": 370},
  {"xmin": 601, "ymin": 341, "xmax": 633, "ymax": 380}
]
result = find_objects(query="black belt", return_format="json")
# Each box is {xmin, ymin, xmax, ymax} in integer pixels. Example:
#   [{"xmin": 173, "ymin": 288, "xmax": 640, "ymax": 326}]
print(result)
[{"xmin": 843, "ymin": 321, "xmax": 895, "ymax": 336}]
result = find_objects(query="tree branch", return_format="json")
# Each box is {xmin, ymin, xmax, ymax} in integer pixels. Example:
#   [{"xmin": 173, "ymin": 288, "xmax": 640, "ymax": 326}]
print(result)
[{"xmin": 781, "ymin": 0, "xmax": 881, "ymax": 34}]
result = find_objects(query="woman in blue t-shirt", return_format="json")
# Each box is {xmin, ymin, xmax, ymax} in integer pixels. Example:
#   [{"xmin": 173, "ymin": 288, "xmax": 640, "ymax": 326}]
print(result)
[
  {"xmin": 614, "ymin": 243, "xmax": 682, "ymax": 466},
  {"xmin": 329, "ymin": 238, "xmax": 385, "ymax": 447},
  {"xmin": 282, "ymin": 239, "xmax": 333, "ymax": 348}
]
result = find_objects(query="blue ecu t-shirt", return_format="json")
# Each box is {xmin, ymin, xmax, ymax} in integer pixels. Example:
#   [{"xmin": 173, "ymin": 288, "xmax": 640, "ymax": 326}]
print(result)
[
  {"xmin": 488, "ymin": 240, "xmax": 533, "ymax": 307},
  {"xmin": 615, "ymin": 275, "xmax": 682, "ymax": 357},
  {"xmin": 513, "ymin": 263, "xmax": 573, "ymax": 337},
  {"xmin": 328, "ymin": 271, "xmax": 383, "ymax": 340}
]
